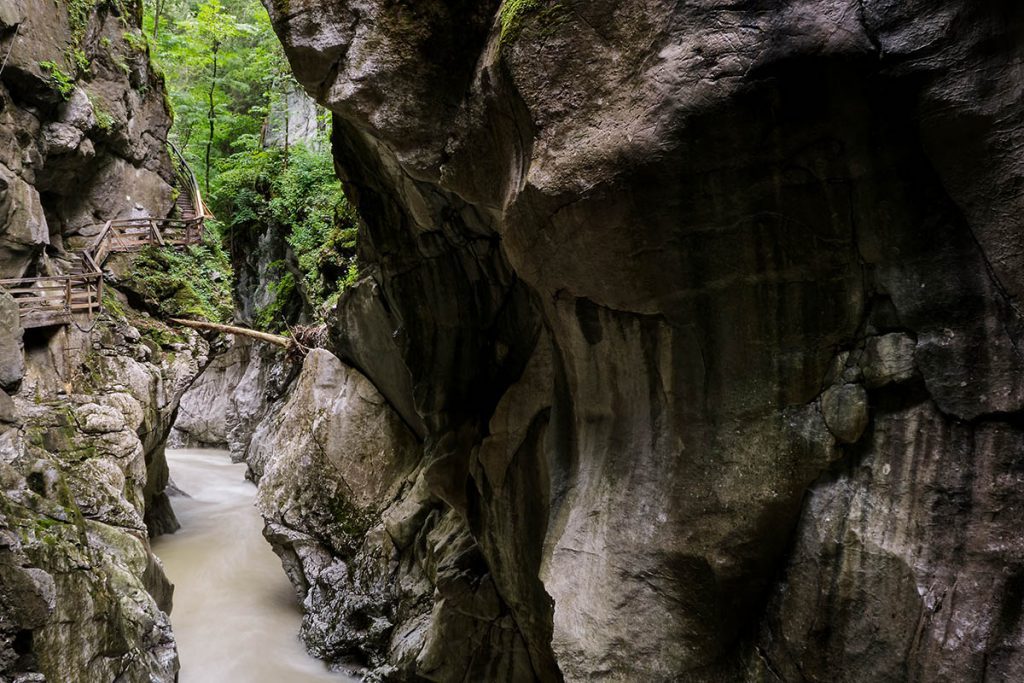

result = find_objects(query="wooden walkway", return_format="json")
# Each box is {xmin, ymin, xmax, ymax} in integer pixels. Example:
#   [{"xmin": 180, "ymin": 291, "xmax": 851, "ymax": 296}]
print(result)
[{"xmin": 0, "ymin": 144, "xmax": 209, "ymax": 329}]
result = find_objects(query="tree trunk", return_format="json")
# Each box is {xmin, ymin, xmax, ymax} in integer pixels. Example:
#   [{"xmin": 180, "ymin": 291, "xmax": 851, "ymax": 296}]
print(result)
[
  {"xmin": 204, "ymin": 41, "xmax": 220, "ymax": 196},
  {"xmin": 170, "ymin": 318, "xmax": 291, "ymax": 348},
  {"xmin": 283, "ymin": 88, "xmax": 290, "ymax": 168},
  {"xmin": 152, "ymin": 0, "xmax": 164, "ymax": 39}
]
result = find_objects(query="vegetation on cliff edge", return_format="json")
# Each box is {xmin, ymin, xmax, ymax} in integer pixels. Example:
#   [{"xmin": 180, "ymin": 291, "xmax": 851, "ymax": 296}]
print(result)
[
  {"xmin": 144, "ymin": 0, "xmax": 359, "ymax": 331},
  {"xmin": 117, "ymin": 237, "xmax": 234, "ymax": 322}
]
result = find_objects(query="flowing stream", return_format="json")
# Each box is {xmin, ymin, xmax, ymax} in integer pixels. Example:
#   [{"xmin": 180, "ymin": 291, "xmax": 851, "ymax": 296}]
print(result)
[{"xmin": 152, "ymin": 448, "xmax": 354, "ymax": 682}]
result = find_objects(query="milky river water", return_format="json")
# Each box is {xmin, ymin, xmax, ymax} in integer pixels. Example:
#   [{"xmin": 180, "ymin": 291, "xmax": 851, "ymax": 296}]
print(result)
[{"xmin": 152, "ymin": 448, "xmax": 355, "ymax": 682}]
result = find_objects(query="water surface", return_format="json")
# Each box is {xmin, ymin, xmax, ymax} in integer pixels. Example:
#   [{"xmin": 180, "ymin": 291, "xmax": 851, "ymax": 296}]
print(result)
[{"xmin": 153, "ymin": 448, "xmax": 352, "ymax": 682}]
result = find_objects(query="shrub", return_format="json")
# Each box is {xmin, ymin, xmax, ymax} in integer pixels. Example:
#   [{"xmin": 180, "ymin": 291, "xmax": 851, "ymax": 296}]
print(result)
[{"xmin": 212, "ymin": 143, "xmax": 359, "ymax": 328}]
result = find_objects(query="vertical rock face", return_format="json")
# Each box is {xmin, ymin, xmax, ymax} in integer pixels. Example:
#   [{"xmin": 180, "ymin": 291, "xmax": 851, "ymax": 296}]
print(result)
[
  {"xmin": 0, "ymin": 313, "xmax": 208, "ymax": 682},
  {"xmin": 249, "ymin": 351, "xmax": 421, "ymax": 668},
  {"xmin": 170, "ymin": 337, "xmax": 295, "ymax": 461},
  {"xmin": 257, "ymin": 1, "xmax": 1024, "ymax": 681},
  {"xmin": 0, "ymin": 0, "xmax": 173, "ymax": 277},
  {"xmin": 0, "ymin": 2, "xmax": 194, "ymax": 680},
  {"xmin": 0, "ymin": 294, "xmax": 25, "ymax": 391},
  {"xmin": 171, "ymin": 339, "xmax": 249, "ymax": 448},
  {"xmin": 264, "ymin": 86, "xmax": 327, "ymax": 153}
]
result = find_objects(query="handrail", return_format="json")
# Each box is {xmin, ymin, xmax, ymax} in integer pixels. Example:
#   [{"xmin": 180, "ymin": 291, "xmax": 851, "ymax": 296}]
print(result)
[
  {"xmin": 0, "ymin": 272, "xmax": 100, "ymax": 286},
  {"xmin": 167, "ymin": 141, "xmax": 212, "ymax": 219},
  {"xmin": 0, "ymin": 270, "xmax": 104, "ymax": 326},
  {"xmin": 0, "ymin": 143, "xmax": 208, "ymax": 329}
]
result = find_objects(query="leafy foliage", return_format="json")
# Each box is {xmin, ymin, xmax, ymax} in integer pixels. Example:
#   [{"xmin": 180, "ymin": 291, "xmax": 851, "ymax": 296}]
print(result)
[
  {"xmin": 101, "ymin": 288, "xmax": 189, "ymax": 348},
  {"xmin": 62, "ymin": 0, "xmax": 131, "ymax": 69},
  {"xmin": 39, "ymin": 61, "xmax": 75, "ymax": 99},
  {"xmin": 88, "ymin": 93, "xmax": 115, "ymax": 131},
  {"xmin": 144, "ymin": 0, "xmax": 290, "ymax": 192},
  {"xmin": 144, "ymin": 0, "xmax": 360, "ymax": 330},
  {"xmin": 212, "ymin": 144, "xmax": 359, "ymax": 327},
  {"xmin": 254, "ymin": 269, "xmax": 295, "ymax": 331},
  {"xmin": 122, "ymin": 29, "xmax": 148, "ymax": 53}
]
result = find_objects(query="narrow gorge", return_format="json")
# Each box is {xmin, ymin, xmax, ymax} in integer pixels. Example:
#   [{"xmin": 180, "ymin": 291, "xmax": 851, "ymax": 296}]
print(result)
[{"xmin": 2, "ymin": 1, "xmax": 1023, "ymax": 682}]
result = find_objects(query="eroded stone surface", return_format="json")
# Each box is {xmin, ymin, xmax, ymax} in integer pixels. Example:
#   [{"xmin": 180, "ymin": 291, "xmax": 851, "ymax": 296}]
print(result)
[
  {"xmin": 248, "ymin": 350, "xmax": 425, "ymax": 677},
  {"xmin": 0, "ymin": 314, "xmax": 206, "ymax": 682},
  {"xmin": 250, "ymin": 1, "xmax": 1024, "ymax": 681},
  {"xmin": 0, "ymin": 293, "xmax": 24, "ymax": 392},
  {"xmin": 0, "ymin": 1, "xmax": 186, "ymax": 673}
]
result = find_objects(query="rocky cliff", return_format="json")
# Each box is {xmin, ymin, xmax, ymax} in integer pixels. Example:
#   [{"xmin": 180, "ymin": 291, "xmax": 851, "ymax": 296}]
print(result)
[
  {"xmin": 246, "ymin": 1, "xmax": 1024, "ymax": 681},
  {"xmin": 0, "ymin": 292, "xmax": 208, "ymax": 681},
  {"xmin": 0, "ymin": 0, "xmax": 174, "ymax": 278},
  {"xmin": 0, "ymin": 1, "xmax": 198, "ymax": 680}
]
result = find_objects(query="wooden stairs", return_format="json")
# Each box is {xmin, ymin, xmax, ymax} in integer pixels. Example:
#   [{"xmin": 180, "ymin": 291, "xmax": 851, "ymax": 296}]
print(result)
[{"xmin": 0, "ymin": 143, "xmax": 210, "ymax": 329}]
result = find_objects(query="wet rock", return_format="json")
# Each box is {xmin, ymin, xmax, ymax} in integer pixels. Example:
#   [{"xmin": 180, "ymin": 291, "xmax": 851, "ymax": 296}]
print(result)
[
  {"xmin": 761, "ymin": 403, "xmax": 1024, "ymax": 682},
  {"xmin": 0, "ymin": 3, "xmax": 21, "ymax": 28},
  {"xmin": 249, "ymin": 349, "xmax": 434, "ymax": 676},
  {"xmin": 56, "ymin": 89, "xmax": 96, "ymax": 132},
  {"xmin": 0, "ymin": 390, "xmax": 16, "ymax": 424},
  {"xmin": 172, "ymin": 339, "xmax": 251, "ymax": 447},
  {"xmin": 0, "ymin": 310, "xmax": 207, "ymax": 682},
  {"xmin": 821, "ymin": 383, "xmax": 870, "ymax": 445}
]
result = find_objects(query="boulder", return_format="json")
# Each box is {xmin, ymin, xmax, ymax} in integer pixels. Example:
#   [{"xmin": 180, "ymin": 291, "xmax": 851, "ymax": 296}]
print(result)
[
  {"xmin": 42, "ymin": 123, "xmax": 85, "ymax": 154},
  {"xmin": 860, "ymin": 332, "xmax": 918, "ymax": 388},
  {"xmin": 821, "ymin": 383, "xmax": 870, "ymax": 444}
]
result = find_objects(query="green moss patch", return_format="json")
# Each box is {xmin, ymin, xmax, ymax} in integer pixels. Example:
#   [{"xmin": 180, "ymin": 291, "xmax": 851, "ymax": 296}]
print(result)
[
  {"xmin": 500, "ymin": 0, "xmax": 543, "ymax": 41},
  {"xmin": 117, "ymin": 238, "xmax": 234, "ymax": 323},
  {"xmin": 499, "ymin": 0, "xmax": 568, "ymax": 42}
]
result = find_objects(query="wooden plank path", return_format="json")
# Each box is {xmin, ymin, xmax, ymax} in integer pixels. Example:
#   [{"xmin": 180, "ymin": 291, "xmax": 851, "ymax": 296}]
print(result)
[{"xmin": 0, "ymin": 143, "xmax": 209, "ymax": 329}]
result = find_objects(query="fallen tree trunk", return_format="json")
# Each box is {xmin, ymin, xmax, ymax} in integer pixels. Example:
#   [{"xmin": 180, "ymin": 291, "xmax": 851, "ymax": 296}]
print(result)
[{"xmin": 170, "ymin": 318, "xmax": 290, "ymax": 348}]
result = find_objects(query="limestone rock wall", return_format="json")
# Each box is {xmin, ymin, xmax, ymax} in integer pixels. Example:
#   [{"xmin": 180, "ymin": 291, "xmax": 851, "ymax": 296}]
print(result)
[
  {"xmin": 170, "ymin": 337, "xmax": 294, "ymax": 461},
  {"xmin": 0, "ymin": 291, "xmax": 208, "ymax": 681},
  {"xmin": 248, "ymin": 351, "xmax": 422, "ymax": 675},
  {"xmin": 0, "ymin": 1, "xmax": 197, "ymax": 679},
  {"xmin": 264, "ymin": 86, "xmax": 326, "ymax": 154},
  {"xmin": 256, "ymin": 1, "xmax": 1024, "ymax": 681},
  {"xmin": 0, "ymin": 0, "xmax": 173, "ymax": 278}
]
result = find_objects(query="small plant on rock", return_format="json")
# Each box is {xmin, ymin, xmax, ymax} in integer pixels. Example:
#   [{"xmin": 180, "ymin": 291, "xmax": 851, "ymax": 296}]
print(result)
[{"xmin": 39, "ymin": 61, "xmax": 75, "ymax": 99}]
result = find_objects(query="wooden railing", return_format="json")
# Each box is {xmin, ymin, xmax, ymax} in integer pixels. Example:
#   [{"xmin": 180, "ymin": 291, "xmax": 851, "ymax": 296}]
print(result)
[
  {"xmin": 0, "ymin": 266, "xmax": 103, "ymax": 329},
  {"xmin": 85, "ymin": 216, "xmax": 205, "ymax": 267},
  {"xmin": 169, "ymin": 141, "xmax": 211, "ymax": 219},
  {"xmin": 0, "ymin": 145, "xmax": 209, "ymax": 329},
  {"xmin": 1, "ymin": 216, "xmax": 204, "ymax": 329}
]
